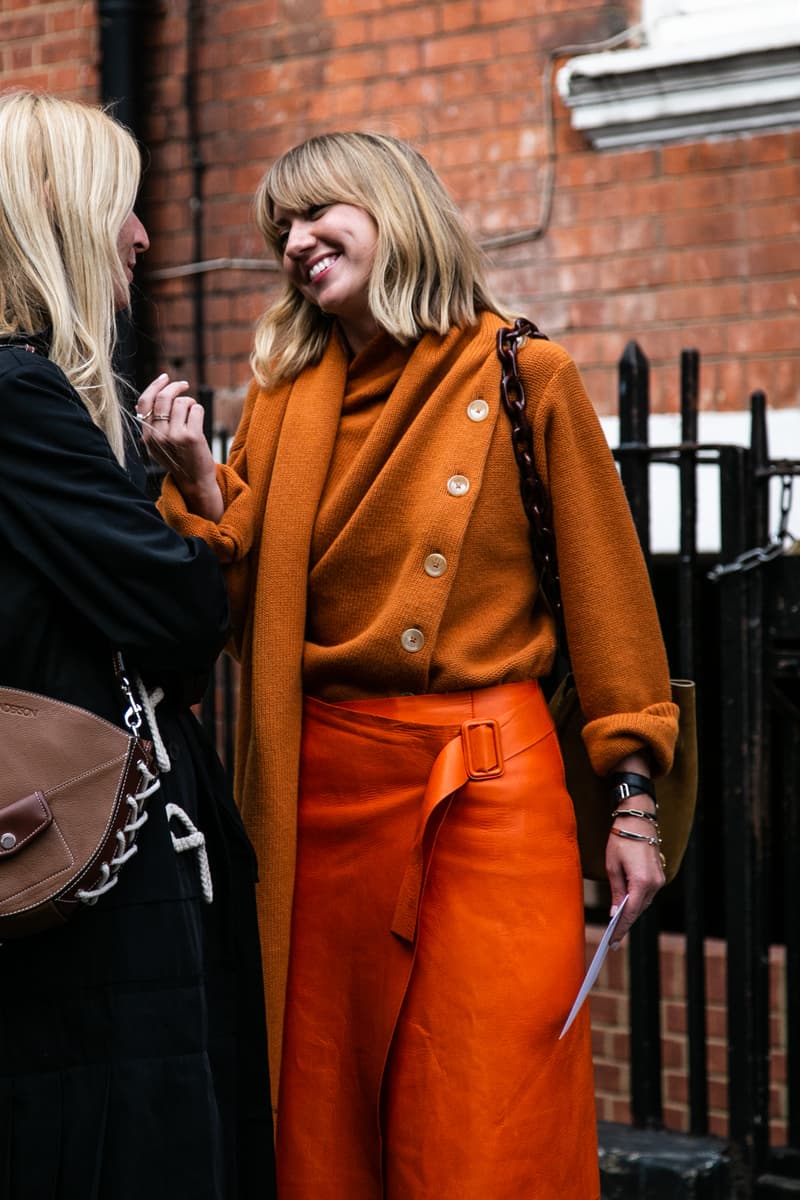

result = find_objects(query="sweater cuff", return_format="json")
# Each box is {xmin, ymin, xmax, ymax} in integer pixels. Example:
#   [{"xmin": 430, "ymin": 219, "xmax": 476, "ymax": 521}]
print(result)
[
  {"xmin": 158, "ymin": 465, "xmax": 254, "ymax": 564},
  {"xmin": 582, "ymin": 701, "xmax": 680, "ymax": 778}
]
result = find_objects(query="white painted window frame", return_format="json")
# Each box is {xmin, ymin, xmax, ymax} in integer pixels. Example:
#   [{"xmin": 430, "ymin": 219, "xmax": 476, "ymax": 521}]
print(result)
[{"xmin": 557, "ymin": 0, "xmax": 800, "ymax": 149}]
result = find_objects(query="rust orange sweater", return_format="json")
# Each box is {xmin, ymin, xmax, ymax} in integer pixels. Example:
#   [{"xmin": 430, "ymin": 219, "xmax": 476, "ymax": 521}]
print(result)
[{"xmin": 160, "ymin": 313, "xmax": 679, "ymax": 1098}]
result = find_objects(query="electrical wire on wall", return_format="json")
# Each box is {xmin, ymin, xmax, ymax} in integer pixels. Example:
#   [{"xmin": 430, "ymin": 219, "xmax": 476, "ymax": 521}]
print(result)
[{"xmin": 481, "ymin": 23, "xmax": 643, "ymax": 250}]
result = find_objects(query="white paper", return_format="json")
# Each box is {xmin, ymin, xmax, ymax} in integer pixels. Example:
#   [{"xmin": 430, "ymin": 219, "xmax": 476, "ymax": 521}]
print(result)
[{"xmin": 558, "ymin": 894, "xmax": 629, "ymax": 1040}]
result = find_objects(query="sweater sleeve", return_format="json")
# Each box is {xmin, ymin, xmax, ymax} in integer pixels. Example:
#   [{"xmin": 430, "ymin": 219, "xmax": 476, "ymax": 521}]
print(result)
[
  {"xmin": 158, "ymin": 379, "xmax": 264, "ymax": 648},
  {"xmin": 159, "ymin": 463, "xmax": 254, "ymax": 563},
  {"xmin": 530, "ymin": 350, "xmax": 679, "ymax": 777}
]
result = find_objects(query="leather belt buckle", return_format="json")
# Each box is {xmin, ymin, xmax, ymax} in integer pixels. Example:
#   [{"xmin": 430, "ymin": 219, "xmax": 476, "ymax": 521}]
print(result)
[{"xmin": 461, "ymin": 718, "xmax": 504, "ymax": 780}]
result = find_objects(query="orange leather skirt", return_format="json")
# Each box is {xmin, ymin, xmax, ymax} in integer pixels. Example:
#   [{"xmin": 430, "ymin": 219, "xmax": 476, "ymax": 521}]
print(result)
[{"xmin": 277, "ymin": 681, "xmax": 599, "ymax": 1199}]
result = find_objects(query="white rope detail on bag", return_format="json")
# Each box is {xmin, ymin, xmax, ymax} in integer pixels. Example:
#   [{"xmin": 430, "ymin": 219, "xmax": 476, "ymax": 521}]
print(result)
[
  {"xmin": 165, "ymin": 803, "xmax": 214, "ymax": 904},
  {"xmin": 75, "ymin": 755, "xmax": 159, "ymax": 903}
]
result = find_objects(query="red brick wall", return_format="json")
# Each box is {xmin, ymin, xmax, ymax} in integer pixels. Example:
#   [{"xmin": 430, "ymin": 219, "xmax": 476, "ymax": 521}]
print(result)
[
  {"xmin": 3, "ymin": 1, "xmax": 798, "ymax": 429},
  {"xmin": 589, "ymin": 927, "xmax": 789, "ymax": 1142},
  {"xmin": 133, "ymin": 0, "xmax": 800, "ymax": 428},
  {"xmin": 0, "ymin": 1, "xmax": 98, "ymax": 98}
]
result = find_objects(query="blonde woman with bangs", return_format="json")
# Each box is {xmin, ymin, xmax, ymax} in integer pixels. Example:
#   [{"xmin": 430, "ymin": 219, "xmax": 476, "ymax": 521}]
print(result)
[
  {"xmin": 0, "ymin": 91, "xmax": 275, "ymax": 1200},
  {"xmin": 152, "ymin": 131, "xmax": 679, "ymax": 1199}
]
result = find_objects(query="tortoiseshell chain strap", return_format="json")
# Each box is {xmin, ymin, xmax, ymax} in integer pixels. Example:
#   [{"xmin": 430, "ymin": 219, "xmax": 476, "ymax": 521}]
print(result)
[{"xmin": 496, "ymin": 318, "xmax": 562, "ymax": 621}]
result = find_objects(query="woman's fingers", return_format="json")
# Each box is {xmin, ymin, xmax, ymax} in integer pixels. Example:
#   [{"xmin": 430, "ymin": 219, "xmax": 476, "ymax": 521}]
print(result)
[
  {"xmin": 605, "ymin": 836, "xmax": 665, "ymax": 948},
  {"xmin": 137, "ymin": 381, "xmax": 215, "ymax": 485},
  {"xmin": 136, "ymin": 375, "xmax": 199, "ymax": 463},
  {"xmin": 135, "ymin": 372, "xmax": 168, "ymax": 419},
  {"xmin": 151, "ymin": 393, "xmax": 198, "ymax": 432},
  {"xmin": 136, "ymin": 374, "xmax": 193, "ymax": 425},
  {"xmin": 185, "ymin": 400, "xmax": 207, "ymax": 436},
  {"xmin": 134, "ymin": 372, "xmax": 221, "ymax": 515}
]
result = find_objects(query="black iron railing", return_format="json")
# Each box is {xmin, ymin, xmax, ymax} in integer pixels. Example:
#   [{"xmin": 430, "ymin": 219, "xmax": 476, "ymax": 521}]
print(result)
[{"xmin": 609, "ymin": 341, "xmax": 800, "ymax": 1197}]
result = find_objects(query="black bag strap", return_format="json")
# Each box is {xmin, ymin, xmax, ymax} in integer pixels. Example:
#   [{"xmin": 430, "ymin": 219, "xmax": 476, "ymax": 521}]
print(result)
[{"xmin": 496, "ymin": 319, "xmax": 562, "ymax": 625}]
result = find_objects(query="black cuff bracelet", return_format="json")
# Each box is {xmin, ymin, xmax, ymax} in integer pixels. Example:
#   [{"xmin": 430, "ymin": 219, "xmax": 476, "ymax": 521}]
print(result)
[{"xmin": 608, "ymin": 770, "xmax": 656, "ymax": 808}]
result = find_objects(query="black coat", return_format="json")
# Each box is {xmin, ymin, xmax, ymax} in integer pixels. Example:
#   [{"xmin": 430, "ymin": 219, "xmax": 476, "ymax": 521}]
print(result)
[{"xmin": 0, "ymin": 344, "xmax": 275, "ymax": 1199}]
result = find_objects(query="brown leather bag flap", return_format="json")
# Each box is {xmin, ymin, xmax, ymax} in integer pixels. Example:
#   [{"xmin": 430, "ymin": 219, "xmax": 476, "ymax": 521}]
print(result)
[{"xmin": 0, "ymin": 791, "xmax": 53, "ymax": 858}]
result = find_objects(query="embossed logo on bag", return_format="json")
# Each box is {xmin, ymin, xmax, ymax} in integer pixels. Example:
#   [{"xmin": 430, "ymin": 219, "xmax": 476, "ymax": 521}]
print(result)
[{"xmin": 0, "ymin": 702, "xmax": 38, "ymax": 718}]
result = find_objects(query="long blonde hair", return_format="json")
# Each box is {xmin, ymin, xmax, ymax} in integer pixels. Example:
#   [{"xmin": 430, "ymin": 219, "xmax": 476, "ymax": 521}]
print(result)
[
  {"xmin": 0, "ymin": 91, "xmax": 141, "ymax": 463},
  {"xmin": 251, "ymin": 131, "xmax": 514, "ymax": 385}
]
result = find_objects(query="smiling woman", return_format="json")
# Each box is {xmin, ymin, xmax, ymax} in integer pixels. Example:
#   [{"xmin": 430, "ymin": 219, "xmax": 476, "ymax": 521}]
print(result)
[
  {"xmin": 273, "ymin": 201, "xmax": 379, "ymax": 352},
  {"xmin": 151, "ymin": 130, "xmax": 679, "ymax": 1200}
]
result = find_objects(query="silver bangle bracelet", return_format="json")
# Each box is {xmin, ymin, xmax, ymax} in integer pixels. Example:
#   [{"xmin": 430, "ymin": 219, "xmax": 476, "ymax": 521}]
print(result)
[{"xmin": 610, "ymin": 826, "xmax": 661, "ymax": 847}]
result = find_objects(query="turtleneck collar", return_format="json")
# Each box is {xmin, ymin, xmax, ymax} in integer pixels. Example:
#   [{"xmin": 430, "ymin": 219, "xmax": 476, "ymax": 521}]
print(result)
[{"xmin": 341, "ymin": 328, "xmax": 414, "ymax": 413}]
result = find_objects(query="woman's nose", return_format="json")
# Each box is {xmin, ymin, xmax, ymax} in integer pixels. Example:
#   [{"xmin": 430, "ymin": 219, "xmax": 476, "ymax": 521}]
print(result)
[
  {"xmin": 284, "ymin": 220, "xmax": 315, "ymax": 257},
  {"xmin": 132, "ymin": 213, "xmax": 150, "ymax": 253}
]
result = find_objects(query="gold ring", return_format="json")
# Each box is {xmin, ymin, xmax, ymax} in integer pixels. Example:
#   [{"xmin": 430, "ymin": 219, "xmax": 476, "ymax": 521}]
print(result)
[
  {"xmin": 151, "ymin": 414, "xmax": 170, "ymax": 421},
  {"xmin": 136, "ymin": 409, "xmax": 153, "ymax": 422}
]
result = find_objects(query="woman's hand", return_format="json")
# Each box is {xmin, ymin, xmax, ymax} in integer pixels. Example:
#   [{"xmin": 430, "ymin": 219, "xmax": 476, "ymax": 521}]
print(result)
[
  {"xmin": 136, "ymin": 374, "xmax": 224, "ymax": 521},
  {"xmin": 603, "ymin": 753, "xmax": 664, "ymax": 948}
]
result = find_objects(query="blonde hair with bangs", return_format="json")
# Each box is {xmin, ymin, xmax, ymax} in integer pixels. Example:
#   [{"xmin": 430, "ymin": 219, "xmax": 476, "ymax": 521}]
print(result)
[
  {"xmin": 0, "ymin": 91, "xmax": 141, "ymax": 463},
  {"xmin": 251, "ymin": 131, "xmax": 514, "ymax": 385}
]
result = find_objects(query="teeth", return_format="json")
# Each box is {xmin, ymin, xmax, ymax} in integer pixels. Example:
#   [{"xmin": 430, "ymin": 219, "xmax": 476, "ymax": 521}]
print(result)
[{"xmin": 308, "ymin": 255, "xmax": 338, "ymax": 281}]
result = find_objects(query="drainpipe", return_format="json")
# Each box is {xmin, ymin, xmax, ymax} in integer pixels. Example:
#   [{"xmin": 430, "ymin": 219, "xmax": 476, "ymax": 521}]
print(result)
[
  {"xmin": 186, "ymin": 0, "xmax": 213, "ymax": 438},
  {"xmin": 97, "ymin": 0, "xmax": 140, "ymax": 132},
  {"xmin": 97, "ymin": 0, "xmax": 145, "ymax": 388},
  {"xmin": 185, "ymin": 0, "xmax": 217, "ymax": 741}
]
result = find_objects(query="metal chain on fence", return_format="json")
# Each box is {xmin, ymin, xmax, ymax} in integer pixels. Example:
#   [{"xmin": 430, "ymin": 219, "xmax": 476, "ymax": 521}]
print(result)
[{"xmin": 708, "ymin": 473, "xmax": 797, "ymax": 581}]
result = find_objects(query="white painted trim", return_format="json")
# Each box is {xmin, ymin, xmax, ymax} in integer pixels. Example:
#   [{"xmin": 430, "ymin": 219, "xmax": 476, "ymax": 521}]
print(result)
[
  {"xmin": 643, "ymin": 0, "xmax": 795, "ymax": 45},
  {"xmin": 557, "ymin": 4, "xmax": 800, "ymax": 148}
]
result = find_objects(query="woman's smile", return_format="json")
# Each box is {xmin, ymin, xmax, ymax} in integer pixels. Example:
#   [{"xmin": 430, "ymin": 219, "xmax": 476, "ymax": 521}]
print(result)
[{"xmin": 307, "ymin": 253, "xmax": 340, "ymax": 282}]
